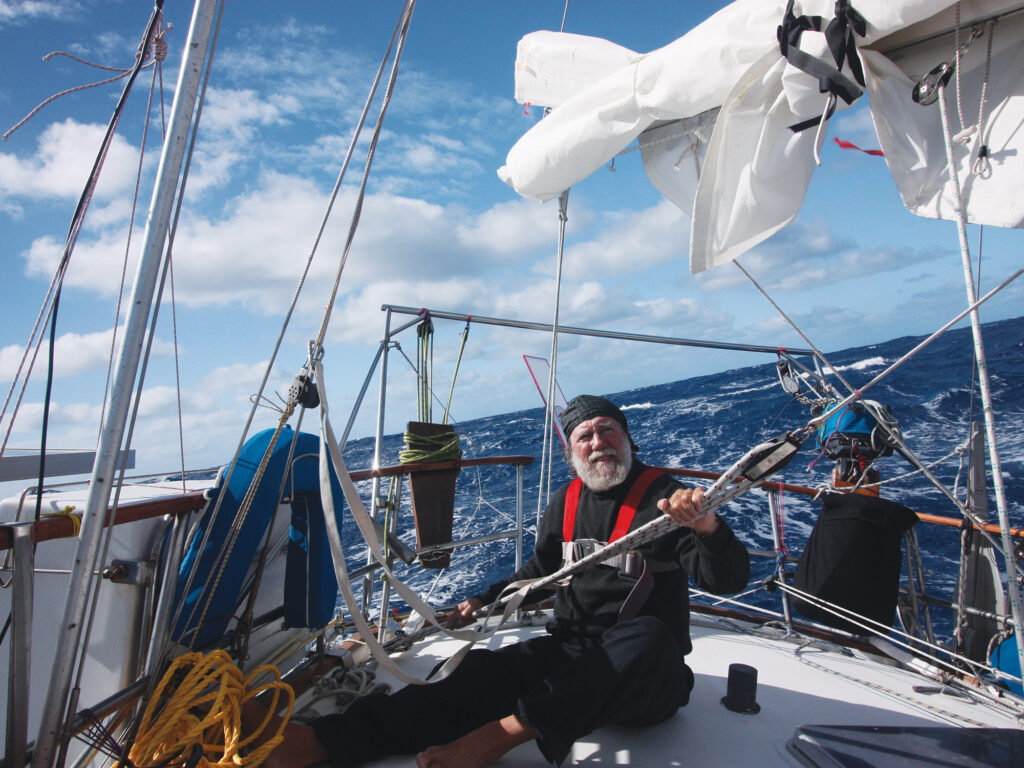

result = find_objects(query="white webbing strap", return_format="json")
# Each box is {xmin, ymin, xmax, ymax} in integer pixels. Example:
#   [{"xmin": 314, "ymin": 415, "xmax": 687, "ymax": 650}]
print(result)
[{"xmin": 312, "ymin": 360, "xmax": 514, "ymax": 684}]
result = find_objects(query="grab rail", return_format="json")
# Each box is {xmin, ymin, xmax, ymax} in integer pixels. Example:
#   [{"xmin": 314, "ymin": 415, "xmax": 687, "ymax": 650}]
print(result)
[
  {"xmin": 657, "ymin": 466, "xmax": 1024, "ymax": 540},
  {"xmin": 0, "ymin": 456, "xmax": 535, "ymax": 552}
]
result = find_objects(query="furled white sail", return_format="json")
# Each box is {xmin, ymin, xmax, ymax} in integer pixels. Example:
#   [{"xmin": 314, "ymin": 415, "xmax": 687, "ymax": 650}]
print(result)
[
  {"xmin": 862, "ymin": 8, "xmax": 1024, "ymax": 229},
  {"xmin": 499, "ymin": 0, "xmax": 1024, "ymax": 273}
]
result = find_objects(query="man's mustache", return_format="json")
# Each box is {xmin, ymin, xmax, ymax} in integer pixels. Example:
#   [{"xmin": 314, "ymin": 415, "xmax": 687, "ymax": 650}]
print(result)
[{"xmin": 588, "ymin": 448, "xmax": 618, "ymax": 463}]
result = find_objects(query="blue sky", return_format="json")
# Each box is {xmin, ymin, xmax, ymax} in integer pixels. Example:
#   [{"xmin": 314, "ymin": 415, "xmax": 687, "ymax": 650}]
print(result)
[{"xmin": 1, "ymin": 0, "xmax": 1020, "ymax": 487}]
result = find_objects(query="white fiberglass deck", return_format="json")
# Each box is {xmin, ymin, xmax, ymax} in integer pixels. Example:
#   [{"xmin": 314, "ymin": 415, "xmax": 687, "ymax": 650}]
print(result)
[{"xmin": 348, "ymin": 612, "xmax": 1023, "ymax": 767}]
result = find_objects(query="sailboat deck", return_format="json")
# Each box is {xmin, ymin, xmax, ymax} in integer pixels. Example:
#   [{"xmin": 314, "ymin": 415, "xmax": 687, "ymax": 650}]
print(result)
[{"xmin": 347, "ymin": 612, "xmax": 1023, "ymax": 767}]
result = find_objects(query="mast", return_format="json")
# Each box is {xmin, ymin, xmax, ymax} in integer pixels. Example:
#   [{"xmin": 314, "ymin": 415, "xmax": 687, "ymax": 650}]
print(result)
[{"xmin": 32, "ymin": 2, "xmax": 220, "ymax": 765}]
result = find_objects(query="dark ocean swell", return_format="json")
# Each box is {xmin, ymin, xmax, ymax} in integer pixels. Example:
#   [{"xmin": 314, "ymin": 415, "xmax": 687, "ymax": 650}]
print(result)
[{"xmin": 339, "ymin": 316, "xmax": 1024, "ymax": 640}]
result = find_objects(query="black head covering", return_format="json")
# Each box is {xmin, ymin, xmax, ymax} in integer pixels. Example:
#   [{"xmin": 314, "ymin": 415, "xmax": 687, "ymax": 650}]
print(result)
[{"xmin": 560, "ymin": 395, "xmax": 638, "ymax": 452}]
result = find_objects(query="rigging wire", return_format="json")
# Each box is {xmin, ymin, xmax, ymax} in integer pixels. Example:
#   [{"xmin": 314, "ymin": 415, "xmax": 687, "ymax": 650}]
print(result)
[
  {"xmin": 34, "ymin": 290, "xmax": 60, "ymax": 524},
  {"xmin": 935, "ymin": 77, "xmax": 1024, "ymax": 679},
  {"xmin": 442, "ymin": 320, "xmax": 472, "ymax": 425},
  {"xmin": 235, "ymin": 407, "xmax": 309, "ymax": 666},
  {"xmin": 126, "ymin": 0, "xmax": 229, "ymax": 655},
  {"xmin": 0, "ymin": 3, "xmax": 167, "ymax": 471},
  {"xmin": 311, "ymin": 1, "xmax": 417, "ymax": 352},
  {"xmin": 777, "ymin": 580, "xmax": 1023, "ymax": 696},
  {"xmin": 536, "ymin": 190, "xmax": 571, "ymax": 531},
  {"xmin": 735, "ymin": 257, "xmax": 1024, "ymax": 570},
  {"xmin": 167, "ymin": 0, "xmax": 418, "ymax": 664},
  {"xmin": 175, "ymin": 4, "xmax": 416, "ymax": 640},
  {"xmin": 416, "ymin": 316, "xmax": 434, "ymax": 422},
  {"xmin": 98, "ymin": 27, "xmax": 172, "ymax": 452},
  {"xmin": 2, "ymin": 55, "xmax": 160, "ymax": 142},
  {"xmin": 61, "ymin": 28, "xmax": 178, "ymax": 762}
]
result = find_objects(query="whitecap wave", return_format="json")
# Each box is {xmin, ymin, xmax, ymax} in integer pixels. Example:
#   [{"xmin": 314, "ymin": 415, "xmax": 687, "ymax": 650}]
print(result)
[{"xmin": 822, "ymin": 356, "xmax": 886, "ymax": 374}]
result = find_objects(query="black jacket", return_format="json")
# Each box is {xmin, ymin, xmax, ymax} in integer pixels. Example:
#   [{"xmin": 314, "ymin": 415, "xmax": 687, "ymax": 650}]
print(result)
[{"xmin": 475, "ymin": 461, "xmax": 750, "ymax": 654}]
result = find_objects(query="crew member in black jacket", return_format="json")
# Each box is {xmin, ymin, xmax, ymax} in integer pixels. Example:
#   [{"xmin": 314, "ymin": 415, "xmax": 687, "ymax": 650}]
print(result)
[{"xmin": 254, "ymin": 394, "xmax": 750, "ymax": 768}]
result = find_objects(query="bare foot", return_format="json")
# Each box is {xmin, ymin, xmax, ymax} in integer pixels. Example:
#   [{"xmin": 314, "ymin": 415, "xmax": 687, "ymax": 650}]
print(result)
[
  {"xmin": 416, "ymin": 715, "xmax": 536, "ymax": 768},
  {"xmin": 241, "ymin": 700, "xmax": 329, "ymax": 768}
]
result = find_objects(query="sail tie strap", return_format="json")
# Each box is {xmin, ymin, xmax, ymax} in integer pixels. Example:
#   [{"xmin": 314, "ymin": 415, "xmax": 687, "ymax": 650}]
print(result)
[
  {"xmin": 312, "ymin": 360, "xmax": 517, "ymax": 686},
  {"xmin": 779, "ymin": 0, "xmax": 866, "ymax": 133}
]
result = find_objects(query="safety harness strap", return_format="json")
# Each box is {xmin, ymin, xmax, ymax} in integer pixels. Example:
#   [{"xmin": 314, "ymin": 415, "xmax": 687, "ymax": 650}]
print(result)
[
  {"xmin": 610, "ymin": 467, "xmax": 664, "ymax": 542},
  {"xmin": 560, "ymin": 467, "xmax": 675, "ymax": 621},
  {"xmin": 562, "ymin": 467, "xmax": 664, "ymax": 543},
  {"xmin": 562, "ymin": 478, "xmax": 584, "ymax": 542}
]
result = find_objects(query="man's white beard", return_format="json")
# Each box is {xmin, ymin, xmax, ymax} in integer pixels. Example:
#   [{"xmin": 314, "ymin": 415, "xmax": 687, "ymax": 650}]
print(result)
[{"xmin": 572, "ymin": 447, "xmax": 632, "ymax": 492}]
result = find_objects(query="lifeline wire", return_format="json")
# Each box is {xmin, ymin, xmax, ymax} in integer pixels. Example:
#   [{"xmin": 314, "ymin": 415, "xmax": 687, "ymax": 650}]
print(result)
[
  {"xmin": 0, "ymin": 2, "xmax": 167, "ymax": 468},
  {"xmin": 738, "ymin": 256, "xmax": 1024, "ymax": 567}
]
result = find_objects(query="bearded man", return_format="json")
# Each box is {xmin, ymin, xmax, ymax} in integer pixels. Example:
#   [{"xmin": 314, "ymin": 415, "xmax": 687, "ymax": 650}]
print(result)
[{"xmin": 256, "ymin": 395, "xmax": 750, "ymax": 768}]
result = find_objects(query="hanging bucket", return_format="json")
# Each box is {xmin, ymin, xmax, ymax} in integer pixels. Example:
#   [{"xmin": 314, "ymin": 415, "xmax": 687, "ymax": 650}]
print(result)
[{"xmin": 405, "ymin": 421, "xmax": 459, "ymax": 568}]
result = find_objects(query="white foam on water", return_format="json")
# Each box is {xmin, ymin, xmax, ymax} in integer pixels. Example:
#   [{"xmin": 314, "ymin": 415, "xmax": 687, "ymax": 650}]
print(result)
[{"xmin": 821, "ymin": 356, "xmax": 886, "ymax": 374}]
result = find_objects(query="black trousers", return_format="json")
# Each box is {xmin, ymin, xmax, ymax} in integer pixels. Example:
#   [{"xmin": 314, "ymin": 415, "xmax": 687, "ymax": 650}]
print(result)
[{"xmin": 311, "ymin": 616, "xmax": 694, "ymax": 766}]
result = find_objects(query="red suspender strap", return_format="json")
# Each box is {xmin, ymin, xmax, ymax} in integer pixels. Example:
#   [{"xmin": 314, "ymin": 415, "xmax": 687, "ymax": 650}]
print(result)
[
  {"xmin": 609, "ymin": 468, "xmax": 664, "ymax": 543},
  {"xmin": 563, "ymin": 478, "xmax": 583, "ymax": 542}
]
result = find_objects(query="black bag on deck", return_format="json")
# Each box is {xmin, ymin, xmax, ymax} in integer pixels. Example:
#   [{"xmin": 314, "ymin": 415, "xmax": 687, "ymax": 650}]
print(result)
[{"xmin": 792, "ymin": 493, "xmax": 918, "ymax": 634}]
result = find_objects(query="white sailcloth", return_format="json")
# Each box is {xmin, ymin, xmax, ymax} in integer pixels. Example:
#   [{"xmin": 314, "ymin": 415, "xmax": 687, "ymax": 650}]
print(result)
[{"xmin": 499, "ymin": 0, "xmax": 1024, "ymax": 274}]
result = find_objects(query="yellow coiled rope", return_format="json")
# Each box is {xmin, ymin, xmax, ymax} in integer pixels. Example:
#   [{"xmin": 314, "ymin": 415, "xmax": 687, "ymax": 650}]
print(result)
[
  {"xmin": 42, "ymin": 505, "xmax": 82, "ymax": 535},
  {"xmin": 121, "ymin": 650, "xmax": 294, "ymax": 768}
]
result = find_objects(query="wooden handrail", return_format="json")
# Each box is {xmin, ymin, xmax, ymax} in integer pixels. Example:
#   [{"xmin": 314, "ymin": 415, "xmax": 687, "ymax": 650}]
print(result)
[
  {"xmin": 0, "ymin": 492, "xmax": 208, "ymax": 551},
  {"xmin": 349, "ymin": 454, "xmax": 534, "ymax": 480},
  {"xmin": 0, "ymin": 456, "xmax": 535, "ymax": 551},
  {"xmin": 5, "ymin": 453, "xmax": 1018, "ymax": 548},
  {"xmin": 657, "ymin": 465, "xmax": 1024, "ymax": 540},
  {"xmin": 657, "ymin": 465, "xmax": 819, "ymax": 497}
]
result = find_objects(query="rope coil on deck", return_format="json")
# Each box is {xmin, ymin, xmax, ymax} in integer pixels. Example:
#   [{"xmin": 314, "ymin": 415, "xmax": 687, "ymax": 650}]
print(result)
[{"xmin": 120, "ymin": 650, "xmax": 293, "ymax": 768}]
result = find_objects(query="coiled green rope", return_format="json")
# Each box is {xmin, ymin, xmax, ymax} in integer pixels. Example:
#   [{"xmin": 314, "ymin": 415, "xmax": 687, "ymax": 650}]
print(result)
[{"xmin": 399, "ymin": 431, "xmax": 462, "ymax": 467}]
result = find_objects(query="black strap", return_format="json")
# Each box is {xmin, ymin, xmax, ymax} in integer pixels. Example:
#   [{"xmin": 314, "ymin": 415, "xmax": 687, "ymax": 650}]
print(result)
[
  {"xmin": 617, "ymin": 557, "xmax": 680, "ymax": 622},
  {"xmin": 778, "ymin": 0, "xmax": 867, "ymax": 132},
  {"xmin": 825, "ymin": 0, "xmax": 867, "ymax": 88}
]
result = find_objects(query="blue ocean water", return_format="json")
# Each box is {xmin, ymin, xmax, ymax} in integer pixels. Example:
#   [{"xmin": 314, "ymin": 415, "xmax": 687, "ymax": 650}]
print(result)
[{"xmin": 341, "ymin": 316, "xmax": 1024, "ymax": 640}]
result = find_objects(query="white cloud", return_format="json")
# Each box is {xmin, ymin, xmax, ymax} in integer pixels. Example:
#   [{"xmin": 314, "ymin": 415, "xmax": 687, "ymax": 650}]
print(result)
[
  {"xmin": 327, "ymin": 277, "xmax": 496, "ymax": 346},
  {"xmin": 200, "ymin": 88, "xmax": 297, "ymax": 142},
  {"xmin": 0, "ymin": 327, "xmax": 174, "ymax": 383},
  {"xmin": 0, "ymin": 0, "xmax": 66, "ymax": 25},
  {"xmin": 561, "ymin": 199, "xmax": 689, "ymax": 280},
  {"xmin": 391, "ymin": 133, "xmax": 480, "ymax": 176},
  {"xmin": 694, "ymin": 219, "xmax": 942, "ymax": 294},
  {"xmin": 455, "ymin": 199, "xmax": 559, "ymax": 255},
  {"xmin": 19, "ymin": 172, "xmax": 573, "ymax": 328},
  {"xmin": 0, "ymin": 119, "xmax": 142, "ymax": 203}
]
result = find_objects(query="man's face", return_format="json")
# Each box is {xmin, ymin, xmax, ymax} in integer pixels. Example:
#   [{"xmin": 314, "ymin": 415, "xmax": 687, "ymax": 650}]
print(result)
[{"xmin": 568, "ymin": 415, "xmax": 632, "ymax": 491}]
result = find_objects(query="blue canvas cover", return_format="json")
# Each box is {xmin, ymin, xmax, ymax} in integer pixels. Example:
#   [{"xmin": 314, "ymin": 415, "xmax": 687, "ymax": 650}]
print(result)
[
  {"xmin": 171, "ymin": 428, "xmax": 343, "ymax": 648},
  {"xmin": 284, "ymin": 450, "xmax": 343, "ymax": 629}
]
